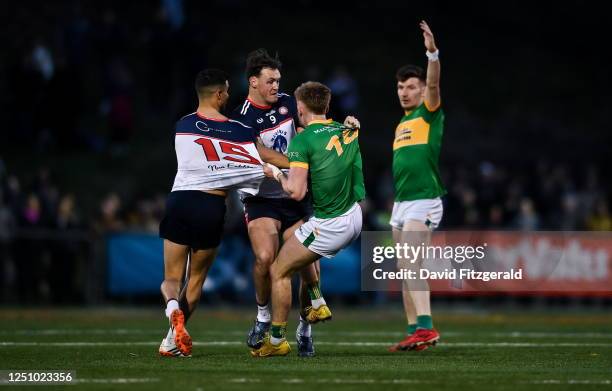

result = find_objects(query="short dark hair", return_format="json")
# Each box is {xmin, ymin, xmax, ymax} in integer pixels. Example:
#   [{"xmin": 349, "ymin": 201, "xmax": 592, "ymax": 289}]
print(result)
[
  {"xmin": 195, "ymin": 68, "xmax": 228, "ymax": 97},
  {"xmin": 245, "ymin": 48, "xmax": 282, "ymax": 79},
  {"xmin": 294, "ymin": 81, "xmax": 331, "ymax": 115},
  {"xmin": 396, "ymin": 65, "xmax": 426, "ymax": 83}
]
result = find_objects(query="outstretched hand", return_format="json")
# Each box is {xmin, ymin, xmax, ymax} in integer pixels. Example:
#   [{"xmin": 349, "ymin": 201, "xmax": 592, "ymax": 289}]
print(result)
[{"xmin": 420, "ymin": 20, "xmax": 437, "ymax": 53}]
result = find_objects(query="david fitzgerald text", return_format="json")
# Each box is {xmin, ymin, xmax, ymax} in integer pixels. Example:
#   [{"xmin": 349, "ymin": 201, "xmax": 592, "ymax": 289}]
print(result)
[{"xmin": 372, "ymin": 268, "xmax": 523, "ymax": 282}]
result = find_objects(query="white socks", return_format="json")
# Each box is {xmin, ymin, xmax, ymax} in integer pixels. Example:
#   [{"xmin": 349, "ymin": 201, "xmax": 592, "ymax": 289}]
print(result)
[
  {"xmin": 297, "ymin": 316, "xmax": 311, "ymax": 338},
  {"xmin": 257, "ymin": 303, "xmax": 271, "ymax": 323},
  {"xmin": 165, "ymin": 299, "xmax": 179, "ymax": 318},
  {"xmin": 311, "ymin": 297, "xmax": 326, "ymax": 309}
]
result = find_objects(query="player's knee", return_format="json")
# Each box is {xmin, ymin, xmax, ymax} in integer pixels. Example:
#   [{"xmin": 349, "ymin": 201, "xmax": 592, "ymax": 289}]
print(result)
[
  {"xmin": 160, "ymin": 278, "xmax": 179, "ymax": 293},
  {"xmin": 269, "ymin": 262, "xmax": 281, "ymax": 280},
  {"xmin": 270, "ymin": 261, "xmax": 289, "ymax": 281},
  {"xmin": 254, "ymin": 250, "xmax": 276, "ymax": 267}
]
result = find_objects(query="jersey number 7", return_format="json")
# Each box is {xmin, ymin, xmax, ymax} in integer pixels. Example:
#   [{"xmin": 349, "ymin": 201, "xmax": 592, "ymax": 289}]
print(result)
[{"xmin": 194, "ymin": 137, "xmax": 261, "ymax": 165}]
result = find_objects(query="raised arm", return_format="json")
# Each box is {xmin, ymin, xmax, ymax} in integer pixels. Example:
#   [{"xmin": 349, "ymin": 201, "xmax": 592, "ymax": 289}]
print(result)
[{"xmin": 421, "ymin": 20, "xmax": 441, "ymax": 111}]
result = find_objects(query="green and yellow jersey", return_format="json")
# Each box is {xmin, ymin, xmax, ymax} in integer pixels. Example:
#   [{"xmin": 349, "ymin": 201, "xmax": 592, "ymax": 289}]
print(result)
[
  {"xmin": 392, "ymin": 101, "xmax": 446, "ymax": 201},
  {"xmin": 287, "ymin": 119, "xmax": 365, "ymax": 218}
]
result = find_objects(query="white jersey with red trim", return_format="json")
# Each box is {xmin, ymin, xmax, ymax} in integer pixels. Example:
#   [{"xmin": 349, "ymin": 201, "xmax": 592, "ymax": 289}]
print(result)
[
  {"xmin": 231, "ymin": 93, "xmax": 299, "ymax": 199},
  {"xmin": 171, "ymin": 112, "xmax": 264, "ymax": 195}
]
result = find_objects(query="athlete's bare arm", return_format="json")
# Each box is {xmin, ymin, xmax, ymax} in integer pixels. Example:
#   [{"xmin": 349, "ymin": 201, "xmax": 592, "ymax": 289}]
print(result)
[
  {"xmin": 256, "ymin": 138, "xmax": 290, "ymax": 168},
  {"xmin": 421, "ymin": 20, "xmax": 441, "ymax": 110},
  {"xmin": 263, "ymin": 164, "xmax": 307, "ymax": 201}
]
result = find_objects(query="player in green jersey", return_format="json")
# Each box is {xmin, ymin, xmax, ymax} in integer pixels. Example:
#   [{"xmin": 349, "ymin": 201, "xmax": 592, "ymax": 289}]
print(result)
[
  {"xmin": 251, "ymin": 81, "xmax": 364, "ymax": 357},
  {"xmin": 388, "ymin": 21, "xmax": 444, "ymax": 352}
]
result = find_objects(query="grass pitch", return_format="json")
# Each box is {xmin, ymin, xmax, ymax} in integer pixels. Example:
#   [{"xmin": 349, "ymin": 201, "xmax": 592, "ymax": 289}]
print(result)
[{"xmin": 0, "ymin": 307, "xmax": 610, "ymax": 390}]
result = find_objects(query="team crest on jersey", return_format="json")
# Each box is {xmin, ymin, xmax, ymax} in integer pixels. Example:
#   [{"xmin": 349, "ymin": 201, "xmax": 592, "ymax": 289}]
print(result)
[
  {"xmin": 270, "ymin": 131, "xmax": 289, "ymax": 153},
  {"xmin": 279, "ymin": 106, "xmax": 288, "ymax": 115}
]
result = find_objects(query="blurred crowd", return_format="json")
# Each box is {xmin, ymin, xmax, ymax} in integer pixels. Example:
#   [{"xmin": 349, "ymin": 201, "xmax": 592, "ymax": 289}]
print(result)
[
  {"xmin": 2, "ymin": 153, "xmax": 610, "ymax": 302},
  {"xmin": 1, "ymin": 1, "xmax": 610, "ymax": 304},
  {"xmin": 2, "ymin": 0, "xmax": 199, "ymax": 155},
  {"xmin": 2, "ymin": 156, "xmax": 609, "ymax": 304},
  {"xmin": 2, "ymin": 1, "xmax": 364, "ymax": 155},
  {"xmin": 371, "ymin": 160, "xmax": 611, "ymax": 232}
]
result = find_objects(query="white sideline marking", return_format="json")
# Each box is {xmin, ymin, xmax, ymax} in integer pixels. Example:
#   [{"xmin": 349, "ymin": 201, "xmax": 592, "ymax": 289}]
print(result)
[
  {"xmin": 3, "ymin": 329, "xmax": 612, "ymax": 338},
  {"xmin": 324, "ymin": 378, "xmax": 425, "ymax": 384},
  {"xmin": 321, "ymin": 331, "xmax": 612, "ymax": 339},
  {"xmin": 0, "ymin": 342, "xmax": 243, "ymax": 347},
  {"xmin": 528, "ymin": 380, "xmax": 612, "ymax": 385},
  {"xmin": 444, "ymin": 342, "xmax": 612, "ymax": 347},
  {"xmin": 230, "ymin": 378, "xmax": 260, "ymax": 383},
  {"xmin": 0, "ymin": 329, "xmax": 158, "ymax": 336},
  {"xmin": 1, "ymin": 341, "xmax": 612, "ymax": 348},
  {"xmin": 74, "ymin": 378, "xmax": 159, "ymax": 384},
  {"xmin": 232, "ymin": 378, "xmax": 612, "ymax": 386},
  {"xmin": 486, "ymin": 332, "xmax": 612, "ymax": 339},
  {"xmin": 282, "ymin": 378, "xmax": 305, "ymax": 384},
  {"xmin": 230, "ymin": 378, "xmax": 428, "ymax": 385},
  {"xmin": 317, "ymin": 342, "xmax": 612, "ymax": 347}
]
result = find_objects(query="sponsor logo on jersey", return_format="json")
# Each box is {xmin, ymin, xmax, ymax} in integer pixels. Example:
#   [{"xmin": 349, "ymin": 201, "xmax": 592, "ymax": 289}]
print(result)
[
  {"xmin": 279, "ymin": 106, "xmax": 288, "ymax": 115},
  {"xmin": 393, "ymin": 118, "xmax": 430, "ymax": 149},
  {"xmin": 196, "ymin": 121, "xmax": 210, "ymax": 132},
  {"xmin": 193, "ymin": 120, "xmax": 231, "ymax": 133},
  {"xmin": 313, "ymin": 126, "xmax": 335, "ymax": 134},
  {"xmin": 257, "ymin": 118, "xmax": 264, "ymax": 124},
  {"xmin": 265, "ymin": 110, "xmax": 276, "ymax": 116}
]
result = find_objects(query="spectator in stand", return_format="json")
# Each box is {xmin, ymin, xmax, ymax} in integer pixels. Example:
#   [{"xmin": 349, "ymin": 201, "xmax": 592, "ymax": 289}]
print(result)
[
  {"xmin": 15, "ymin": 193, "xmax": 47, "ymax": 302},
  {"xmin": 50, "ymin": 194, "xmax": 82, "ymax": 303},
  {"xmin": 0, "ymin": 190, "xmax": 17, "ymax": 301},
  {"xmin": 514, "ymin": 198, "xmax": 539, "ymax": 231},
  {"xmin": 94, "ymin": 193, "xmax": 125, "ymax": 233},
  {"xmin": 586, "ymin": 199, "xmax": 612, "ymax": 231}
]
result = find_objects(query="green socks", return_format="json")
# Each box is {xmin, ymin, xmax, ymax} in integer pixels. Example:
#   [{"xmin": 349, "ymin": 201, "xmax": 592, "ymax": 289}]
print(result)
[
  {"xmin": 416, "ymin": 315, "xmax": 433, "ymax": 330},
  {"xmin": 407, "ymin": 323, "xmax": 417, "ymax": 335},
  {"xmin": 307, "ymin": 282, "xmax": 322, "ymax": 300},
  {"xmin": 270, "ymin": 322, "xmax": 287, "ymax": 339}
]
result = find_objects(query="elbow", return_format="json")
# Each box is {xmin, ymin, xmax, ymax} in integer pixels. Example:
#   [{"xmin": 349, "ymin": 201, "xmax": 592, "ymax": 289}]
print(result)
[
  {"xmin": 288, "ymin": 186, "xmax": 306, "ymax": 201},
  {"xmin": 289, "ymin": 191, "xmax": 306, "ymax": 202}
]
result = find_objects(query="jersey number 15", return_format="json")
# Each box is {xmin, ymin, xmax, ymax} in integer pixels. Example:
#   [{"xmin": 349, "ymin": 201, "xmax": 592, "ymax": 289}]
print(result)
[{"xmin": 194, "ymin": 137, "xmax": 261, "ymax": 165}]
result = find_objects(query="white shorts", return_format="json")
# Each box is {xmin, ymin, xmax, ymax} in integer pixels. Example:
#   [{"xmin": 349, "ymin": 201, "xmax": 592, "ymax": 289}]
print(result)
[
  {"xmin": 294, "ymin": 203, "xmax": 362, "ymax": 258},
  {"xmin": 389, "ymin": 198, "xmax": 443, "ymax": 230}
]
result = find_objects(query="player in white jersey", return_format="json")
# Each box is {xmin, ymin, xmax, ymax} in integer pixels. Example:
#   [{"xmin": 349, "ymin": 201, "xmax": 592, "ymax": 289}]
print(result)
[{"xmin": 157, "ymin": 69, "xmax": 286, "ymax": 357}]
